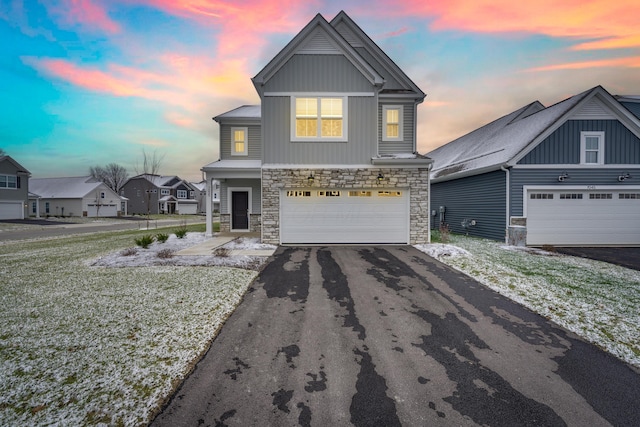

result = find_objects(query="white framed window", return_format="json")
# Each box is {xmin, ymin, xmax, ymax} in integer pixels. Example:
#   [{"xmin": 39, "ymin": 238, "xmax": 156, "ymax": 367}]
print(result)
[
  {"xmin": 231, "ymin": 127, "xmax": 248, "ymax": 156},
  {"xmin": 0, "ymin": 174, "xmax": 17, "ymax": 189},
  {"xmin": 161, "ymin": 189, "xmax": 170, "ymax": 196},
  {"xmin": 189, "ymin": 191, "xmax": 195, "ymax": 198},
  {"xmin": 45, "ymin": 202, "xmax": 50, "ymax": 214},
  {"xmin": 382, "ymin": 105, "xmax": 403, "ymax": 141},
  {"xmin": 177, "ymin": 190, "xmax": 187, "ymax": 199},
  {"xmin": 292, "ymin": 96, "xmax": 347, "ymax": 141},
  {"xmin": 580, "ymin": 131, "xmax": 604, "ymax": 165},
  {"xmin": 100, "ymin": 192, "xmax": 105, "ymax": 199}
]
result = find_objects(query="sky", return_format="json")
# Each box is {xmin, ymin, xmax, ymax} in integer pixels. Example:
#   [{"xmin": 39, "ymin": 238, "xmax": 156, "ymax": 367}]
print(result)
[{"xmin": 1, "ymin": 0, "xmax": 639, "ymax": 182}]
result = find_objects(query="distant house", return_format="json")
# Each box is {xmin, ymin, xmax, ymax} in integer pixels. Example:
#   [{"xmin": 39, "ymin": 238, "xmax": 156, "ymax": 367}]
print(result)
[
  {"xmin": 0, "ymin": 155, "xmax": 31, "ymax": 220},
  {"xmin": 121, "ymin": 174, "xmax": 198, "ymax": 215},
  {"xmin": 191, "ymin": 180, "xmax": 220, "ymax": 214},
  {"xmin": 202, "ymin": 11, "xmax": 432, "ymax": 244},
  {"xmin": 428, "ymin": 86, "xmax": 640, "ymax": 246},
  {"xmin": 30, "ymin": 176, "xmax": 125, "ymax": 217}
]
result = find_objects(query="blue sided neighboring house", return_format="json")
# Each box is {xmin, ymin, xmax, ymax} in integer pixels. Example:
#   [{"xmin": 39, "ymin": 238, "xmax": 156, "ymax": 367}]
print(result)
[{"xmin": 427, "ymin": 85, "xmax": 640, "ymax": 247}]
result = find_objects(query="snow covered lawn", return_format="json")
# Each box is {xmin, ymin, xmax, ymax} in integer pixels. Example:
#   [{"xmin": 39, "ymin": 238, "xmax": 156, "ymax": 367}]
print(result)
[
  {"xmin": 0, "ymin": 229, "xmax": 260, "ymax": 426},
  {"xmin": 416, "ymin": 235, "xmax": 640, "ymax": 368}
]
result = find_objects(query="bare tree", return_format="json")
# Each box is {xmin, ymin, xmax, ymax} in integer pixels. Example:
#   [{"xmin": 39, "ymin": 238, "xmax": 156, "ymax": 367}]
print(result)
[
  {"xmin": 89, "ymin": 163, "xmax": 129, "ymax": 193},
  {"xmin": 135, "ymin": 149, "xmax": 164, "ymax": 226}
]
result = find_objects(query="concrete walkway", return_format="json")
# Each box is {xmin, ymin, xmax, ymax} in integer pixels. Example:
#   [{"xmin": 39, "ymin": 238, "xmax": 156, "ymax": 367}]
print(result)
[{"xmin": 175, "ymin": 232, "xmax": 276, "ymax": 257}]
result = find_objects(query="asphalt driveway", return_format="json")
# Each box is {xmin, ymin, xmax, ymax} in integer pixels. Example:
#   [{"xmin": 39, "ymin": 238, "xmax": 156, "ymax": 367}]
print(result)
[{"xmin": 151, "ymin": 246, "xmax": 640, "ymax": 426}]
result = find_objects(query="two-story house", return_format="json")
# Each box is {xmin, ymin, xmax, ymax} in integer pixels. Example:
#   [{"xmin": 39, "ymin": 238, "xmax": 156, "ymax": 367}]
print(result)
[
  {"xmin": 121, "ymin": 174, "xmax": 198, "ymax": 215},
  {"xmin": 0, "ymin": 155, "xmax": 31, "ymax": 220},
  {"xmin": 428, "ymin": 86, "xmax": 640, "ymax": 246},
  {"xmin": 202, "ymin": 11, "xmax": 432, "ymax": 245}
]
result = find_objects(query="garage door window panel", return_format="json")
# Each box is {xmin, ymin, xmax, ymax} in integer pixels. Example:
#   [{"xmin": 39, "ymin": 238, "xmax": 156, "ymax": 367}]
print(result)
[{"xmin": 620, "ymin": 193, "xmax": 640, "ymax": 199}]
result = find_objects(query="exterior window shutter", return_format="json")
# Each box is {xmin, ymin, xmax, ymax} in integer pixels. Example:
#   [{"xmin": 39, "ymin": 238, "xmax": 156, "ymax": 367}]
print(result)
[{"xmin": 17, "ymin": 176, "xmax": 21, "ymax": 188}]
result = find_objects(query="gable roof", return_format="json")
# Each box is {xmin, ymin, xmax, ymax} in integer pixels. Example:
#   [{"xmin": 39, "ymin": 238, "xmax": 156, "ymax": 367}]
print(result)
[
  {"xmin": 213, "ymin": 105, "xmax": 261, "ymax": 122},
  {"xmin": 29, "ymin": 176, "xmax": 114, "ymax": 199},
  {"xmin": 251, "ymin": 11, "xmax": 424, "ymax": 100},
  {"xmin": 428, "ymin": 86, "xmax": 640, "ymax": 181},
  {"xmin": 0, "ymin": 155, "xmax": 31, "ymax": 175},
  {"xmin": 617, "ymin": 95, "xmax": 640, "ymax": 119},
  {"xmin": 129, "ymin": 174, "xmax": 186, "ymax": 188}
]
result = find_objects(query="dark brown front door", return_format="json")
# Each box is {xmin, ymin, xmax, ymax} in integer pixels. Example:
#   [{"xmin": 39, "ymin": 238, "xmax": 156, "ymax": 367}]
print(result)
[{"xmin": 231, "ymin": 191, "xmax": 249, "ymax": 230}]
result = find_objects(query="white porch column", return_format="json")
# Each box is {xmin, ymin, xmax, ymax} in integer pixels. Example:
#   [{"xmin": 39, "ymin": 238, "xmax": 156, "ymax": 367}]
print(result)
[{"xmin": 205, "ymin": 173, "xmax": 213, "ymax": 237}]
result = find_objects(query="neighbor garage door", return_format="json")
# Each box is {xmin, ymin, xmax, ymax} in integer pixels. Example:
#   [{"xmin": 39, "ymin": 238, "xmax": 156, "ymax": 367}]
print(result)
[
  {"xmin": 0, "ymin": 201, "xmax": 23, "ymax": 220},
  {"xmin": 86, "ymin": 204, "xmax": 118, "ymax": 217},
  {"xmin": 526, "ymin": 188, "xmax": 640, "ymax": 246},
  {"xmin": 280, "ymin": 189, "xmax": 409, "ymax": 244}
]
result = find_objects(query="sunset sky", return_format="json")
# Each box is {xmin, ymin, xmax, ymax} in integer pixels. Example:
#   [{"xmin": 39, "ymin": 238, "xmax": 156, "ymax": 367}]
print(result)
[{"xmin": 2, "ymin": 0, "xmax": 639, "ymax": 181}]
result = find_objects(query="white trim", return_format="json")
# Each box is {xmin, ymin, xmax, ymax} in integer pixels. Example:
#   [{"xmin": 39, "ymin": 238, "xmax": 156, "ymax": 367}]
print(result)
[
  {"xmin": 265, "ymin": 92, "xmax": 374, "ymax": 97},
  {"xmin": 522, "ymin": 185, "xmax": 640, "ymax": 217},
  {"xmin": 262, "ymin": 164, "xmax": 374, "ymax": 169},
  {"xmin": 231, "ymin": 127, "xmax": 248, "ymax": 156},
  {"xmin": 227, "ymin": 187, "xmax": 252, "ymax": 231},
  {"xmin": 382, "ymin": 105, "xmax": 403, "ymax": 142},
  {"xmin": 291, "ymin": 96, "xmax": 348, "ymax": 142},
  {"xmin": 512, "ymin": 164, "xmax": 640, "ymax": 169},
  {"xmin": 580, "ymin": 131, "xmax": 605, "ymax": 165}
]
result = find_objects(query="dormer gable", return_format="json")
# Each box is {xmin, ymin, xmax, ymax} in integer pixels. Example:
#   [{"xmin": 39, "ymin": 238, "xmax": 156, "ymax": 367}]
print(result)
[{"xmin": 251, "ymin": 12, "xmax": 385, "ymax": 96}]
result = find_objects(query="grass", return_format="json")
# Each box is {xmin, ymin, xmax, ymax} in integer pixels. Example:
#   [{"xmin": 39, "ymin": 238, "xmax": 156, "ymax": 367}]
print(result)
[
  {"xmin": 0, "ymin": 225, "xmax": 257, "ymax": 426},
  {"xmin": 419, "ymin": 234, "xmax": 640, "ymax": 368}
]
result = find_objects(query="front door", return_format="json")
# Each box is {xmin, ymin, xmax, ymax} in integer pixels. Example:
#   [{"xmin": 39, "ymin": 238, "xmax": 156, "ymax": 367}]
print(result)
[{"xmin": 231, "ymin": 191, "xmax": 249, "ymax": 230}]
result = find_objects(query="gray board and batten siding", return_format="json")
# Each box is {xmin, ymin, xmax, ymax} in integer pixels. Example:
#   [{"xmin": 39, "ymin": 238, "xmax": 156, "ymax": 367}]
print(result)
[
  {"xmin": 430, "ymin": 170, "xmax": 507, "ymax": 241},
  {"xmin": 262, "ymin": 96, "xmax": 378, "ymax": 165},
  {"xmin": 262, "ymin": 55, "xmax": 373, "ymax": 93},
  {"xmin": 219, "ymin": 124, "xmax": 262, "ymax": 161},
  {"xmin": 219, "ymin": 179, "xmax": 261, "ymax": 215},
  {"xmin": 518, "ymin": 120, "xmax": 640, "ymax": 165}
]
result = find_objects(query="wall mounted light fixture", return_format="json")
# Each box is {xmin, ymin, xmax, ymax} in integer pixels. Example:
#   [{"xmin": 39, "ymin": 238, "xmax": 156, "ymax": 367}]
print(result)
[
  {"xmin": 618, "ymin": 172, "xmax": 632, "ymax": 182},
  {"xmin": 307, "ymin": 173, "xmax": 314, "ymax": 183},
  {"xmin": 558, "ymin": 172, "xmax": 570, "ymax": 182},
  {"xmin": 377, "ymin": 173, "xmax": 384, "ymax": 182}
]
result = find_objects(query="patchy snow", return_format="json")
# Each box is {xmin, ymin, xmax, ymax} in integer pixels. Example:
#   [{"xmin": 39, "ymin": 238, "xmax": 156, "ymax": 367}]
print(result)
[
  {"xmin": 0, "ymin": 230, "xmax": 259, "ymax": 426},
  {"xmin": 416, "ymin": 236, "xmax": 640, "ymax": 369},
  {"xmin": 90, "ymin": 233, "xmax": 275, "ymax": 271}
]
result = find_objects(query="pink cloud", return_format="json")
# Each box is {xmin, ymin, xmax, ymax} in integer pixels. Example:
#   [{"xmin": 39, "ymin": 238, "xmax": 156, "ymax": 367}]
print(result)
[
  {"xmin": 46, "ymin": 0, "xmax": 120, "ymax": 34},
  {"xmin": 373, "ymin": 0, "xmax": 640, "ymax": 49},
  {"xmin": 525, "ymin": 56, "xmax": 640, "ymax": 72}
]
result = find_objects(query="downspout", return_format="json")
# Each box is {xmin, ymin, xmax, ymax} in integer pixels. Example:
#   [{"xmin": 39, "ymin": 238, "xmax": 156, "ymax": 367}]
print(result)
[
  {"xmin": 427, "ymin": 162, "xmax": 433, "ymax": 243},
  {"xmin": 500, "ymin": 165, "xmax": 510, "ymax": 243}
]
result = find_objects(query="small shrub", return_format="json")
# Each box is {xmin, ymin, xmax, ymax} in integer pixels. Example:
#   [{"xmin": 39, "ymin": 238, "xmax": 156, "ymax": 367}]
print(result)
[
  {"xmin": 174, "ymin": 226, "xmax": 188, "ymax": 239},
  {"xmin": 212, "ymin": 222, "xmax": 221, "ymax": 232},
  {"xmin": 438, "ymin": 223, "xmax": 450, "ymax": 243},
  {"xmin": 121, "ymin": 247, "xmax": 138, "ymax": 257},
  {"xmin": 134, "ymin": 234, "xmax": 155, "ymax": 249},
  {"xmin": 157, "ymin": 249, "xmax": 175, "ymax": 259},
  {"xmin": 156, "ymin": 233, "xmax": 169, "ymax": 243},
  {"xmin": 214, "ymin": 247, "xmax": 230, "ymax": 257}
]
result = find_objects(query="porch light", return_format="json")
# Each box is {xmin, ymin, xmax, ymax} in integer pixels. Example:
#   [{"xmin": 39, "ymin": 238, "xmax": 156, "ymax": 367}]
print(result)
[
  {"xmin": 377, "ymin": 172, "xmax": 384, "ymax": 182},
  {"xmin": 558, "ymin": 172, "xmax": 570, "ymax": 182},
  {"xmin": 307, "ymin": 173, "xmax": 314, "ymax": 183},
  {"xmin": 618, "ymin": 172, "xmax": 632, "ymax": 182}
]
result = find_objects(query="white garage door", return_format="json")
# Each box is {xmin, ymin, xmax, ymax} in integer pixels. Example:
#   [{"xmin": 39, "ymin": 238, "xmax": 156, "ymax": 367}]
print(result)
[
  {"xmin": 0, "ymin": 201, "xmax": 24, "ymax": 220},
  {"xmin": 86, "ymin": 204, "xmax": 118, "ymax": 217},
  {"xmin": 527, "ymin": 188, "xmax": 640, "ymax": 246},
  {"xmin": 280, "ymin": 189, "xmax": 409, "ymax": 244}
]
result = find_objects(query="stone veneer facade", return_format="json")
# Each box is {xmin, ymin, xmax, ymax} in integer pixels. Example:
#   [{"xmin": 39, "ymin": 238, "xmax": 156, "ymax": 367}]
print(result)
[
  {"xmin": 261, "ymin": 168, "xmax": 430, "ymax": 245},
  {"xmin": 219, "ymin": 213, "xmax": 262, "ymax": 233}
]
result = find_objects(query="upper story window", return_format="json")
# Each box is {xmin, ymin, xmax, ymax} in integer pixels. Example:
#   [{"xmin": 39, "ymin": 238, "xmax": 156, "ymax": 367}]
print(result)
[
  {"xmin": 580, "ymin": 131, "xmax": 604, "ymax": 165},
  {"xmin": 100, "ymin": 192, "xmax": 105, "ymax": 199},
  {"xmin": 231, "ymin": 127, "xmax": 248, "ymax": 156},
  {"xmin": 382, "ymin": 105, "xmax": 403, "ymax": 141},
  {"xmin": 0, "ymin": 174, "xmax": 18, "ymax": 189},
  {"xmin": 161, "ymin": 189, "xmax": 170, "ymax": 196},
  {"xmin": 177, "ymin": 190, "xmax": 187, "ymax": 199},
  {"xmin": 292, "ymin": 96, "xmax": 347, "ymax": 141}
]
